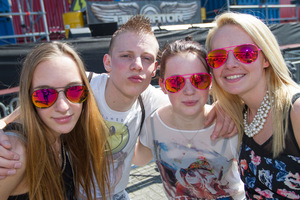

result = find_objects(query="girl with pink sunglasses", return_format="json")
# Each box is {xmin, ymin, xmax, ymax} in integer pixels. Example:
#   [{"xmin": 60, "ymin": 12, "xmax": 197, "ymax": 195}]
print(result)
[
  {"xmin": 0, "ymin": 42, "xmax": 111, "ymax": 200},
  {"xmin": 206, "ymin": 12, "xmax": 300, "ymax": 199},
  {"xmin": 133, "ymin": 37, "xmax": 245, "ymax": 199}
]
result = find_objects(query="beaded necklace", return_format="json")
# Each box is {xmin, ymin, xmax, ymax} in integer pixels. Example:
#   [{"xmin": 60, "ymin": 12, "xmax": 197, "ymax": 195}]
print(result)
[{"xmin": 243, "ymin": 91, "xmax": 272, "ymax": 137}]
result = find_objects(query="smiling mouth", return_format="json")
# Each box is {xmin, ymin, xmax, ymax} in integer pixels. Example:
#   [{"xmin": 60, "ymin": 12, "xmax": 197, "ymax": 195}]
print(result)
[{"xmin": 226, "ymin": 74, "xmax": 244, "ymax": 80}]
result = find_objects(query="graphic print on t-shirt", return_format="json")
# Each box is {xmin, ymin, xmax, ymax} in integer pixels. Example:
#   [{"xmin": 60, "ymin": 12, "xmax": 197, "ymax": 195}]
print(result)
[
  {"xmin": 153, "ymin": 140, "xmax": 236, "ymax": 199},
  {"xmin": 104, "ymin": 121, "xmax": 129, "ymax": 193},
  {"xmin": 105, "ymin": 121, "xmax": 129, "ymax": 154}
]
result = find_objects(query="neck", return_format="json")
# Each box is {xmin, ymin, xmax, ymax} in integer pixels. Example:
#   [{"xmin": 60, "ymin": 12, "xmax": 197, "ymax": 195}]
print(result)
[
  {"xmin": 51, "ymin": 136, "xmax": 62, "ymax": 155},
  {"xmin": 105, "ymin": 78, "xmax": 138, "ymax": 112},
  {"xmin": 244, "ymin": 90, "xmax": 269, "ymax": 116},
  {"xmin": 162, "ymin": 105, "xmax": 208, "ymax": 130}
]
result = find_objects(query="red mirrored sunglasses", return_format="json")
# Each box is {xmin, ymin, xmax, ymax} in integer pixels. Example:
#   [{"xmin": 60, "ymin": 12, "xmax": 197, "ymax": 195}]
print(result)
[
  {"xmin": 206, "ymin": 44, "xmax": 261, "ymax": 69},
  {"xmin": 32, "ymin": 85, "xmax": 88, "ymax": 108},
  {"xmin": 163, "ymin": 73, "xmax": 212, "ymax": 93}
]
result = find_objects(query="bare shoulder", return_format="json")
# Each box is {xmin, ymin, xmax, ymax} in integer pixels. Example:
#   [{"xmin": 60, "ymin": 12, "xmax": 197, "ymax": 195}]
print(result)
[
  {"xmin": 0, "ymin": 133, "xmax": 27, "ymax": 198},
  {"xmin": 7, "ymin": 133, "xmax": 27, "ymax": 156},
  {"xmin": 291, "ymin": 97, "xmax": 300, "ymax": 148},
  {"xmin": 157, "ymin": 105, "xmax": 172, "ymax": 121}
]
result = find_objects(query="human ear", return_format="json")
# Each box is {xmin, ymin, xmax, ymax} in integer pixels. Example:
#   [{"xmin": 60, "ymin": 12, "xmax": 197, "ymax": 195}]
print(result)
[
  {"xmin": 159, "ymin": 78, "xmax": 167, "ymax": 94},
  {"xmin": 262, "ymin": 55, "xmax": 270, "ymax": 69},
  {"xmin": 103, "ymin": 54, "xmax": 112, "ymax": 73},
  {"xmin": 151, "ymin": 61, "xmax": 158, "ymax": 77}
]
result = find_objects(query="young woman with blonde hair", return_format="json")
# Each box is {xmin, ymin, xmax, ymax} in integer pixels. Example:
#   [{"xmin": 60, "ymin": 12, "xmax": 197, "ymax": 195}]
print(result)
[{"xmin": 206, "ymin": 12, "xmax": 300, "ymax": 199}]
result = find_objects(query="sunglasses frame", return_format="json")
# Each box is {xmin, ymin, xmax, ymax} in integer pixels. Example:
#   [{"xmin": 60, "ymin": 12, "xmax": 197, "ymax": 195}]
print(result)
[
  {"xmin": 163, "ymin": 73, "xmax": 212, "ymax": 93},
  {"xmin": 206, "ymin": 44, "xmax": 261, "ymax": 69},
  {"xmin": 31, "ymin": 84, "xmax": 88, "ymax": 109}
]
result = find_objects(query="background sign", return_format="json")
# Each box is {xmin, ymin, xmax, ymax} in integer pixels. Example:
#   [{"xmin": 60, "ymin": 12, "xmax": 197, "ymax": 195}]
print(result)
[{"xmin": 86, "ymin": 1, "xmax": 202, "ymax": 26}]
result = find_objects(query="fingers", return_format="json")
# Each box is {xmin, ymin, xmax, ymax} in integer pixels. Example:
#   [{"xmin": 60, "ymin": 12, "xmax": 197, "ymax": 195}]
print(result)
[
  {"xmin": 0, "ymin": 144, "xmax": 20, "ymax": 160},
  {"xmin": 204, "ymin": 104, "xmax": 216, "ymax": 126},
  {"xmin": 210, "ymin": 112, "xmax": 226, "ymax": 140},
  {"xmin": 210, "ymin": 107, "xmax": 238, "ymax": 140},
  {"xmin": 220, "ymin": 120, "xmax": 238, "ymax": 138},
  {"xmin": 0, "ymin": 146, "xmax": 22, "ymax": 178},
  {"xmin": 0, "ymin": 130, "xmax": 12, "ymax": 150},
  {"xmin": 0, "ymin": 156, "xmax": 22, "ymax": 177},
  {"xmin": 0, "ymin": 124, "xmax": 22, "ymax": 179},
  {"xmin": 224, "ymin": 121, "xmax": 238, "ymax": 138}
]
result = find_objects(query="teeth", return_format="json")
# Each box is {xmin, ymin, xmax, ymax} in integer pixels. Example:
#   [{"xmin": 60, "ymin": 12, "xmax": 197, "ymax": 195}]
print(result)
[{"xmin": 226, "ymin": 75, "xmax": 243, "ymax": 80}]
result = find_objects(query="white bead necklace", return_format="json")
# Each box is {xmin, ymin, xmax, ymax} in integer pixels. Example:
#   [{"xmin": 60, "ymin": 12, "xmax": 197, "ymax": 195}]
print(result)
[{"xmin": 243, "ymin": 91, "xmax": 272, "ymax": 137}]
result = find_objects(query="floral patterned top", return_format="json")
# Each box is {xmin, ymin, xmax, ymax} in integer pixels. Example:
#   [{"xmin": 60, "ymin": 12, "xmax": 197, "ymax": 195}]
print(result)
[{"xmin": 239, "ymin": 93, "xmax": 300, "ymax": 199}]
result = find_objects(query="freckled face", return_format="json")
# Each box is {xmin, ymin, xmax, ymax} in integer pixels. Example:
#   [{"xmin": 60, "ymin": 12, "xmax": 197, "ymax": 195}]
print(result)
[{"xmin": 31, "ymin": 54, "xmax": 83, "ymax": 137}]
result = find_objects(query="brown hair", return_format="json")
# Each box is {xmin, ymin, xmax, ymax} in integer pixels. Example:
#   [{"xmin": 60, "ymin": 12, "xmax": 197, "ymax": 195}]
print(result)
[
  {"xmin": 19, "ymin": 41, "xmax": 111, "ymax": 199},
  {"xmin": 159, "ymin": 36, "xmax": 209, "ymax": 79}
]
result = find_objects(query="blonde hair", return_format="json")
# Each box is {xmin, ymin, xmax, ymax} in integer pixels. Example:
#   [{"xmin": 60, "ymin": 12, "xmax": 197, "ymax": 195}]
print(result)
[
  {"xmin": 206, "ymin": 12, "xmax": 300, "ymax": 157},
  {"xmin": 19, "ymin": 41, "xmax": 110, "ymax": 199}
]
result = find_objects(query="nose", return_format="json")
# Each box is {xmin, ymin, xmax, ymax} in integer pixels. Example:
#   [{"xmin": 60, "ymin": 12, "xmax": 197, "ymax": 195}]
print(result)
[
  {"xmin": 54, "ymin": 92, "xmax": 70, "ymax": 112},
  {"xmin": 130, "ymin": 56, "xmax": 143, "ymax": 71},
  {"xmin": 182, "ymin": 79, "xmax": 196, "ymax": 95},
  {"xmin": 224, "ymin": 51, "xmax": 239, "ymax": 69}
]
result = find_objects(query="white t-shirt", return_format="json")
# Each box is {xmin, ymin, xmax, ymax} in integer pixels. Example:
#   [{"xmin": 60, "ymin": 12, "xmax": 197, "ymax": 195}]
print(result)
[
  {"xmin": 140, "ymin": 111, "xmax": 245, "ymax": 200},
  {"xmin": 80, "ymin": 73, "xmax": 169, "ymax": 198}
]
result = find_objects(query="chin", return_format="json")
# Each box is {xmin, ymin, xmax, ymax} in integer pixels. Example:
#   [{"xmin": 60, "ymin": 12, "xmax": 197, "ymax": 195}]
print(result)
[
  {"xmin": 53, "ymin": 125, "xmax": 76, "ymax": 135},
  {"xmin": 223, "ymin": 87, "xmax": 242, "ymax": 95}
]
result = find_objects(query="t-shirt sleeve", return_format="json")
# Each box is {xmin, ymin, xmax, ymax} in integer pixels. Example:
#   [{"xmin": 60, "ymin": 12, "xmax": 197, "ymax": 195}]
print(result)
[
  {"xmin": 141, "ymin": 85, "xmax": 170, "ymax": 119},
  {"xmin": 139, "ymin": 114, "xmax": 155, "ymax": 150}
]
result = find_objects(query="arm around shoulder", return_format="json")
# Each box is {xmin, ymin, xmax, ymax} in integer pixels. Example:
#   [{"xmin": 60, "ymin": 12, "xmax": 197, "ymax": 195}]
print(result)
[
  {"xmin": 132, "ymin": 139, "xmax": 153, "ymax": 166},
  {"xmin": 1, "ymin": 107, "xmax": 20, "ymax": 128},
  {"xmin": 291, "ymin": 98, "xmax": 300, "ymax": 148},
  {"xmin": 0, "ymin": 134, "xmax": 27, "ymax": 199}
]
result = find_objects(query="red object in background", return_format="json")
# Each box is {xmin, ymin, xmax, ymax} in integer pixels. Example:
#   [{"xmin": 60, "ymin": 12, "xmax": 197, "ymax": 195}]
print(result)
[
  {"xmin": 10, "ymin": 0, "xmax": 71, "ymax": 42},
  {"xmin": 9, "ymin": 0, "xmax": 109, "ymax": 42},
  {"xmin": 280, "ymin": 0, "xmax": 300, "ymax": 22}
]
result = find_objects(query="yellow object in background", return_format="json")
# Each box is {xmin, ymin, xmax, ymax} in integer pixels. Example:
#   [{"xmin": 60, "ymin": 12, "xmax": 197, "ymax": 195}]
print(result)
[
  {"xmin": 63, "ymin": 11, "xmax": 84, "ymax": 39},
  {"xmin": 201, "ymin": 7, "xmax": 206, "ymax": 21},
  {"xmin": 72, "ymin": 0, "xmax": 86, "ymax": 11}
]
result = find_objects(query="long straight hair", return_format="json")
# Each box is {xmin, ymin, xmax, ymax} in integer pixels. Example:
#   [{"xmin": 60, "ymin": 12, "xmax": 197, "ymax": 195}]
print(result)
[
  {"xmin": 19, "ymin": 41, "xmax": 111, "ymax": 199},
  {"xmin": 206, "ymin": 12, "xmax": 300, "ymax": 157}
]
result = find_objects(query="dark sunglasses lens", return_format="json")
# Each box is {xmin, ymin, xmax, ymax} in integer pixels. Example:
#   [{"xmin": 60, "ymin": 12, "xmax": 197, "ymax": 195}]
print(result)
[
  {"xmin": 234, "ymin": 45, "xmax": 259, "ymax": 64},
  {"xmin": 165, "ymin": 76, "xmax": 185, "ymax": 93},
  {"xmin": 207, "ymin": 49, "xmax": 227, "ymax": 69},
  {"xmin": 32, "ymin": 88, "xmax": 58, "ymax": 108},
  {"xmin": 66, "ymin": 85, "xmax": 88, "ymax": 103},
  {"xmin": 191, "ymin": 74, "xmax": 211, "ymax": 90}
]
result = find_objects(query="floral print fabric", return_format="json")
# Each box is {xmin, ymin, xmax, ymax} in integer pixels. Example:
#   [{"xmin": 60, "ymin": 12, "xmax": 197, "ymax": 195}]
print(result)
[{"xmin": 239, "ymin": 136, "xmax": 300, "ymax": 199}]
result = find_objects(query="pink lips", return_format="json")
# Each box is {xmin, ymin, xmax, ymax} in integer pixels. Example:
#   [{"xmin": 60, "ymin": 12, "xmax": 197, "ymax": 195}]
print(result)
[
  {"xmin": 182, "ymin": 100, "xmax": 198, "ymax": 106},
  {"xmin": 128, "ymin": 75, "xmax": 143, "ymax": 83},
  {"xmin": 54, "ymin": 115, "xmax": 72, "ymax": 124}
]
